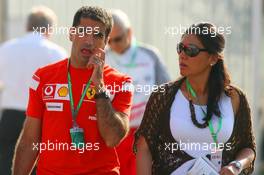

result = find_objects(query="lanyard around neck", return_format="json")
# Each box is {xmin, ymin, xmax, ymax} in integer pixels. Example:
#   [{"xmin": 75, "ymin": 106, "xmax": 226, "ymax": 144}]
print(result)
[
  {"xmin": 67, "ymin": 59, "xmax": 92, "ymax": 126},
  {"xmin": 185, "ymin": 78, "xmax": 222, "ymax": 144}
]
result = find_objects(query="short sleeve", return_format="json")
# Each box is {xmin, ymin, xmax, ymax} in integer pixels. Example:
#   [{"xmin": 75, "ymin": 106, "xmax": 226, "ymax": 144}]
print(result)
[
  {"xmin": 26, "ymin": 69, "xmax": 45, "ymax": 119},
  {"xmin": 111, "ymin": 79, "xmax": 133, "ymax": 116}
]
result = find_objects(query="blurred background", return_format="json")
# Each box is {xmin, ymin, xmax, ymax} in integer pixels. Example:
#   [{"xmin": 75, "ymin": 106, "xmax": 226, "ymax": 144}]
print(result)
[{"xmin": 0, "ymin": 0, "xmax": 263, "ymax": 174}]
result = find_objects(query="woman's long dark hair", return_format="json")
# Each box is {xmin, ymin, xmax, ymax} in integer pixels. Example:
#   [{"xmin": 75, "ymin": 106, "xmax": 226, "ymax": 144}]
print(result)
[{"xmin": 184, "ymin": 22, "xmax": 231, "ymax": 122}]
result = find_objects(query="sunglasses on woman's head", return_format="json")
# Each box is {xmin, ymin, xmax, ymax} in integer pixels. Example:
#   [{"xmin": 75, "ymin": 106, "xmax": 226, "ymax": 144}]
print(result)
[{"xmin": 177, "ymin": 42, "xmax": 208, "ymax": 57}]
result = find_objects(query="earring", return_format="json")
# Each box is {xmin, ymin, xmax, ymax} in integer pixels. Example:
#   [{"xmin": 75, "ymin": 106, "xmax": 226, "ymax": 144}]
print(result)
[{"xmin": 210, "ymin": 63, "xmax": 214, "ymax": 66}]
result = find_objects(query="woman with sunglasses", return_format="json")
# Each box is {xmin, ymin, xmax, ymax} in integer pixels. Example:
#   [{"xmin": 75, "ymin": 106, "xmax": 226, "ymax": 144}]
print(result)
[{"xmin": 134, "ymin": 22, "xmax": 256, "ymax": 175}]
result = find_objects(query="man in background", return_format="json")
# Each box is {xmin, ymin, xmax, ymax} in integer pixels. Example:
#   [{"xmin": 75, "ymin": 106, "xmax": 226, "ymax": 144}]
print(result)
[
  {"xmin": 0, "ymin": 6, "xmax": 67, "ymax": 174},
  {"xmin": 106, "ymin": 9, "xmax": 170, "ymax": 175}
]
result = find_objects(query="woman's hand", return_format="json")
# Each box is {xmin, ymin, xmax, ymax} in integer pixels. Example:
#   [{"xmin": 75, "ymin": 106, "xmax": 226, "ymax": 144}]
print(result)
[
  {"xmin": 219, "ymin": 164, "xmax": 240, "ymax": 175},
  {"xmin": 219, "ymin": 148, "xmax": 255, "ymax": 175}
]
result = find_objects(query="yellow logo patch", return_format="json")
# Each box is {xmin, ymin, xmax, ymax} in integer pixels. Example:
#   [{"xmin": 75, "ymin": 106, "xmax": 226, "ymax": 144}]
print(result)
[
  {"xmin": 86, "ymin": 87, "xmax": 96, "ymax": 99},
  {"xmin": 58, "ymin": 86, "xmax": 68, "ymax": 97}
]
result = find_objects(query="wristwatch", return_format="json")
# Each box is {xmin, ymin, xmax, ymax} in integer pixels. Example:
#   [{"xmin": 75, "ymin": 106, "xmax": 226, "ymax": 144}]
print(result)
[
  {"xmin": 94, "ymin": 90, "xmax": 110, "ymax": 99},
  {"xmin": 230, "ymin": 160, "xmax": 242, "ymax": 173}
]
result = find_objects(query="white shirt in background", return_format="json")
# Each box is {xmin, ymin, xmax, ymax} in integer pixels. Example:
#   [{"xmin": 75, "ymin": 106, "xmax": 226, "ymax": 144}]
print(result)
[
  {"xmin": 106, "ymin": 40, "xmax": 170, "ymax": 127},
  {"xmin": 0, "ymin": 32, "xmax": 67, "ymax": 111}
]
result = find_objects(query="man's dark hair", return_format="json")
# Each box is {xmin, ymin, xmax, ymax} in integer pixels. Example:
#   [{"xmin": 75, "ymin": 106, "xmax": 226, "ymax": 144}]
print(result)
[{"xmin": 72, "ymin": 6, "xmax": 113, "ymax": 38}]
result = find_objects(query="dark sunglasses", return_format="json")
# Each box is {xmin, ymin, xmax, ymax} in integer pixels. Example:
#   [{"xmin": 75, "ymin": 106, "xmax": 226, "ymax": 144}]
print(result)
[
  {"xmin": 108, "ymin": 33, "xmax": 125, "ymax": 44},
  {"xmin": 177, "ymin": 42, "xmax": 208, "ymax": 57}
]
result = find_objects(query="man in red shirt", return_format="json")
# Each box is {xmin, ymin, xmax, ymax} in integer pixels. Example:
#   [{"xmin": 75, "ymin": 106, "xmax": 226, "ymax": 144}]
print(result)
[{"xmin": 12, "ymin": 6, "xmax": 133, "ymax": 175}]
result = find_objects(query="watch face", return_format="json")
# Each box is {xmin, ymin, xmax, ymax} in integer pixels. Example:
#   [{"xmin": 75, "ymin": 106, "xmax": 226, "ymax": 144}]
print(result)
[
  {"xmin": 96, "ymin": 91, "xmax": 110, "ymax": 99},
  {"xmin": 235, "ymin": 161, "xmax": 242, "ymax": 169},
  {"xmin": 105, "ymin": 90, "xmax": 111, "ymax": 98}
]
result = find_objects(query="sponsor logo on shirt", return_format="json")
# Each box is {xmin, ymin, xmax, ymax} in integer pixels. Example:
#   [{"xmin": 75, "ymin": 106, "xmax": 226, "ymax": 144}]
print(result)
[
  {"xmin": 86, "ymin": 87, "xmax": 96, "ymax": 100},
  {"xmin": 43, "ymin": 84, "xmax": 57, "ymax": 99},
  {"xmin": 58, "ymin": 86, "xmax": 68, "ymax": 97},
  {"xmin": 43, "ymin": 84, "xmax": 69, "ymax": 100},
  {"xmin": 83, "ymin": 85, "xmax": 115, "ymax": 102},
  {"xmin": 88, "ymin": 115, "xmax": 97, "ymax": 121},
  {"xmin": 42, "ymin": 84, "xmax": 116, "ymax": 102},
  {"xmin": 46, "ymin": 102, "xmax": 63, "ymax": 111}
]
